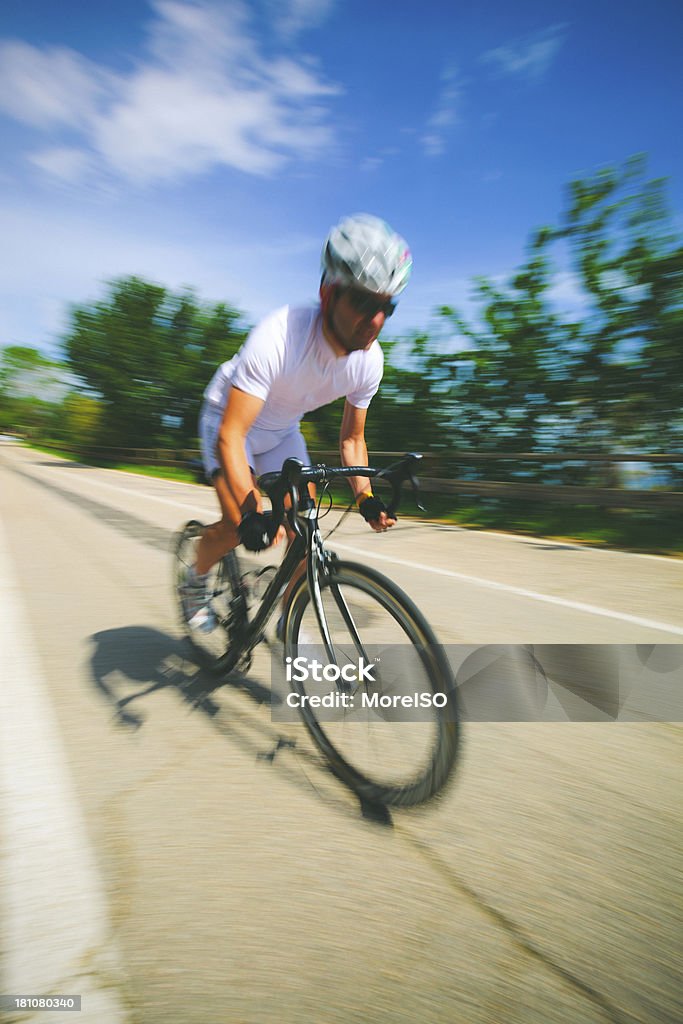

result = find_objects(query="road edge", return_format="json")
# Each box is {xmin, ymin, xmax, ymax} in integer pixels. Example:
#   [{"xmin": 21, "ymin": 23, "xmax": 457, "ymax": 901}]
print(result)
[{"xmin": 0, "ymin": 510, "xmax": 130, "ymax": 1023}]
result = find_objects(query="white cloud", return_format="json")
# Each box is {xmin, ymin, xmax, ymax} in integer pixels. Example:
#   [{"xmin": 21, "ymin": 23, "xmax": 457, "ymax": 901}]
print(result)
[
  {"xmin": 481, "ymin": 23, "xmax": 568, "ymax": 81},
  {"xmin": 268, "ymin": 0, "xmax": 337, "ymax": 42},
  {"xmin": 360, "ymin": 156, "xmax": 384, "ymax": 173},
  {"xmin": 29, "ymin": 146, "xmax": 93, "ymax": 183},
  {"xmin": 0, "ymin": 41, "xmax": 111, "ymax": 128},
  {"xmin": 0, "ymin": 0, "xmax": 341, "ymax": 185},
  {"xmin": 359, "ymin": 146, "xmax": 400, "ymax": 174},
  {"xmin": 421, "ymin": 67, "xmax": 462, "ymax": 158}
]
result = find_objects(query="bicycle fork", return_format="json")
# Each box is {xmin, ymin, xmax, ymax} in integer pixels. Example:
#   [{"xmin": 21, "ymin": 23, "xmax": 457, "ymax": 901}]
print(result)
[{"xmin": 305, "ymin": 529, "xmax": 372, "ymax": 685}]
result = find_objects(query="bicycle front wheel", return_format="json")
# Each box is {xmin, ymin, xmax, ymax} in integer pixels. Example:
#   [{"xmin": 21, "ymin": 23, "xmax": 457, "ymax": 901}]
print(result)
[{"xmin": 282, "ymin": 561, "xmax": 460, "ymax": 807}]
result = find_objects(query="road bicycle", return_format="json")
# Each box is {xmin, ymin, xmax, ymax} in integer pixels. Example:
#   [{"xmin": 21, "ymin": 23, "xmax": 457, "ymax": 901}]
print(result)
[{"xmin": 174, "ymin": 453, "xmax": 460, "ymax": 807}]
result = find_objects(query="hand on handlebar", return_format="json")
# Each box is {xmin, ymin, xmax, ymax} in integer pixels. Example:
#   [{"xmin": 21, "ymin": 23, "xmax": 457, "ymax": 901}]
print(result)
[
  {"xmin": 358, "ymin": 495, "xmax": 397, "ymax": 533},
  {"xmin": 368, "ymin": 510, "xmax": 397, "ymax": 533},
  {"xmin": 238, "ymin": 510, "xmax": 286, "ymax": 552},
  {"xmin": 257, "ymin": 453, "xmax": 422, "ymax": 537}
]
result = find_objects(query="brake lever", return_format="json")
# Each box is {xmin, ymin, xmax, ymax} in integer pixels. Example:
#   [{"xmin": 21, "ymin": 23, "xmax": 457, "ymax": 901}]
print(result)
[
  {"xmin": 410, "ymin": 473, "xmax": 427, "ymax": 513},
  {"xmin": 278, "ymin": 457, "xmax": 304, "ymax": 536},
  {"xmin": 382, "ymin": 453, "xmax": 425, "ymax": 518},
  {"xmin": 287, "ymin": 483, "xmax": 304, "ymax": 537}
]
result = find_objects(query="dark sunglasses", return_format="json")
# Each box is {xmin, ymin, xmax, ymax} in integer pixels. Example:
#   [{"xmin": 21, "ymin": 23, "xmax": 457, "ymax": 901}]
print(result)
[{"xmin": 344, "ymin": 288, "xmax": 397, "ymax": 319}]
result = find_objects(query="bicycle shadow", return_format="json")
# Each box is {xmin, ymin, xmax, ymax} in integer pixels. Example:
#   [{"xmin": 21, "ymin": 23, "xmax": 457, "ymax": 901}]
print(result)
[
  {"xmin": 87, "ymin": 626, "xmax": 394, "ymax": 826},
  {"xmin": 89, "ymin": 625, "xmax": 275, "ymax": 729}
]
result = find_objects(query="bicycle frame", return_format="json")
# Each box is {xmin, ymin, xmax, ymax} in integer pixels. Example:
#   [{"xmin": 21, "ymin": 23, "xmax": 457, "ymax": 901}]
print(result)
[
  {"xmin": 180, "ymin": 452, "xmax": 460, "ymax": 807},
  {"xmin": 215, "ymin": 497, "xmax": 325, "ymax": 674},
  {"xmin": 215, "ymin": 453, "xmax": 425, "ymax": 675}
]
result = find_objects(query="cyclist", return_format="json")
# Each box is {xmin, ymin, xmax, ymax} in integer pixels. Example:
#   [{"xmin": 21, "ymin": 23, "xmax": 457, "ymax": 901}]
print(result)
[{"xmin": 182, "ymin": 213, "xmax": 412, "ymax": 631}]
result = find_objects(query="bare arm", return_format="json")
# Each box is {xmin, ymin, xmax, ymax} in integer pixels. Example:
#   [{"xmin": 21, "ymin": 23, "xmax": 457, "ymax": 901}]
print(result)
[
  {"xmin": 216, "ymin": 386, "xmax": 266, "ymax": 522},
  {"xmin": 339, "ymin": 400, "xmax": 395, "ymax": 532},
  {"xmin": 339, "ymin": 400, "xmax": 372, "ymax": 499}
]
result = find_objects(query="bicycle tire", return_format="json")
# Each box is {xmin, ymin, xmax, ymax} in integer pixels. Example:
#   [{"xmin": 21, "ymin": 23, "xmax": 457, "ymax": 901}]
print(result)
[
  {"xmin": 282, "ymin": 560, "xmax": 460, "ymax": 807},
  {"xmin": 173, "ymin": 520, "xmax": 239, "ymax": 672}
]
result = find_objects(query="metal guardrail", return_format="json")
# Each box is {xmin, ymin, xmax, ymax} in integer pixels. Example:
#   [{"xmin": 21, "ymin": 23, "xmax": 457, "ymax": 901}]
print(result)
[{"xmin": 30, "ymin": 441, "xmax": 683, "ymax": 511}]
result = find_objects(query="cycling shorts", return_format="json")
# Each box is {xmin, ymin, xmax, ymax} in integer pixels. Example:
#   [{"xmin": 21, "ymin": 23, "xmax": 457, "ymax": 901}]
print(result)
[{"xmin": 199, "ymin": 401, "xmax": 310, "ymax": 481}]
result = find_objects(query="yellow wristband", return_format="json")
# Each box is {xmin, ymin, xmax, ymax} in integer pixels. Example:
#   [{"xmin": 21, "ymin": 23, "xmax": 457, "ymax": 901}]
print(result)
[{"xmin": 356, "ymin": 490, "xmax": 373, "ymax": 506}]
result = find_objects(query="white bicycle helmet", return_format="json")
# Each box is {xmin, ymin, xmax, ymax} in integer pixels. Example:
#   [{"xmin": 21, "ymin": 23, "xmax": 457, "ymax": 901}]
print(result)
[{"xmin": 321, "ymin": 213, "xmax": 412, "ymax": 295}]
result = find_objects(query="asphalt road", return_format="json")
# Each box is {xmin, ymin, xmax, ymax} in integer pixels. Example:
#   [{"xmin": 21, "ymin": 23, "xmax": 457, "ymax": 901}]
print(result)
[{"xmin": 1, "ymin": 442, "xmax": 681, "ymax": 1024}]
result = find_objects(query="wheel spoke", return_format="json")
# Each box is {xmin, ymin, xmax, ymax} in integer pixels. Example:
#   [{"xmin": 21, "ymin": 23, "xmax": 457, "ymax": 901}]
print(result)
[{"xmin": 285, "ymin": 562, "xmax": 459, "ymax": 806}]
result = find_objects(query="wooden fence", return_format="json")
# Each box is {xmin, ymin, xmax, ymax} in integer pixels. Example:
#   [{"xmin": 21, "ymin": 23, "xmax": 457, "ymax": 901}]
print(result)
[{"xmin": 30, "ymin": 441, "xmax": 683, "ymax": 511}]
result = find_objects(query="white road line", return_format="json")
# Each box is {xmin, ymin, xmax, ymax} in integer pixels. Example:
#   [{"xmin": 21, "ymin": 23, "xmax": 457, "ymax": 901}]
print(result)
[
  {"xmin": 18, "ymin": 448, "xmax": 683, "ymax": 566},
  {"xmin": 421, "ymin": 525, "xmax": 682, "ymax": 565},
  {"xmin": 0, "ymin": 513, "xmax": 129, "ymax": 1022},
  {"xmin": 36, "ymin": 467, "xmax": 206, "ymax": 515},
  {"xmin": 43, "ymin": 455, "xmax": 683, "ymax": 565},
  {"xmin": 27, "ymin": 464, "xmax": 683, "ymax": 637},
  {"xmin": 332, "ymin": 541, "xmax": 683, "ymax": 638}
]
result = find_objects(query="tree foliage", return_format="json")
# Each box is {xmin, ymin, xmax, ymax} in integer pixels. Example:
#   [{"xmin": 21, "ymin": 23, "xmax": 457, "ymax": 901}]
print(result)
[
  {"xmin": 59, "ymin": 392, "xmax": 103, "ymax": 447},
  {"xmin": 436, "ymin": 156, "xmax": 683, "ymax": 456},
  {"xmin": 0, "ymin": 345, "xmax": 67, "ymax": 437},
  {"xmin": 5, "ymin": 156, "xmax": 680, "ymax": 478},
  {"xmin": 556, "ymin": 155, "xmax": 683, "ymax": 448},
  {"xmin": 63, "ymin": 277, "xmax": 247, "ymax": 446}
]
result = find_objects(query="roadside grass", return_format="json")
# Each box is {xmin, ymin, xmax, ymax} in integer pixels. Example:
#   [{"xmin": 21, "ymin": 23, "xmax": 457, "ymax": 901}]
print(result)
[
  {"xmin": 322, "ymin": 484, "xmax": 683, "ymax": 558},
  {"xmin": 25, "ymin": 442, "xmax": 682, "ymax": 557},
  {"xmin": 104, "ymin": 463, "xmax": 198, "ymax": 483},
  {"xmin": 423, "ymin": 497, "xmax": 683, "ymax": 557},
  {"xmin": 27, "ymin": 443, "xmax": 199, "ymax": 484}
]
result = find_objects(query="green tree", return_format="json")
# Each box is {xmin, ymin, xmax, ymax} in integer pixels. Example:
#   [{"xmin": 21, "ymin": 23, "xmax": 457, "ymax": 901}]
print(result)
[
  {"xmin": 163, "ymin": 299, "xmax": 246, "ymax": 445},
  {"xmin": 364, "ymin": 334, "xmax": 453, "ymax": 453},
  {"xmin": 59, "ymin": 392, "xmax": 104, "ymax": 447},
  {"xmin": 0, "ymin": 346, "xmax": 67, "ymax": 439},
  {"xmin": 555, "ymin": 154, "xmax": 683, "ymax": 449},
  {"xmin": 437, "ymin": 226, "xmax": 569, "ymax": 455},
  {"xmin": 435, "ymin": 156, "xmax": 683, "ymax": 466},
  {"xmin": 63, "ymin": 277, "xmax": 247, "ymax": 447}
]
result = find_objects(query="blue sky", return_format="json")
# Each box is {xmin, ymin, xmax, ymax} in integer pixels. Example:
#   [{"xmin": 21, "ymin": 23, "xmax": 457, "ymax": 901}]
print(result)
[{"xmin": 1, "ymin": 0, "xmax": 682, "ymax": 360}]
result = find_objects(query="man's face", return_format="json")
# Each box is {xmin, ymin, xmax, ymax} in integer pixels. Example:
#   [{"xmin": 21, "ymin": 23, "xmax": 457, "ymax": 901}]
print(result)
[{"xmin": 328, "ymin": 286, "xmax": 397, "ymax": 353}]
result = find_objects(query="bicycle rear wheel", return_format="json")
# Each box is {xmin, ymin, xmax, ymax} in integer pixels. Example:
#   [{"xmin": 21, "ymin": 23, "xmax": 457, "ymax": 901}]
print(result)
[
  {"xmin": 282, "ymin": 561, "xmax": 460, "ymax": 807},
  {"xmin": 174, "ymin": 520, "xmax": 239, "ymax": 672}
]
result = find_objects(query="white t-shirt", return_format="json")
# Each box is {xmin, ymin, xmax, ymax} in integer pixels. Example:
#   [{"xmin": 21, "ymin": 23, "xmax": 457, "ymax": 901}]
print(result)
[{"xmin": 203, "ymin": 305, "xmax": 384, "ymax": 432}]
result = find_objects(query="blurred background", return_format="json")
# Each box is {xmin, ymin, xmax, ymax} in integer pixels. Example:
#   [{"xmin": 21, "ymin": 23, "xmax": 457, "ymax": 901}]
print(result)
[
  {"xmin": 1, "ymin": 8, "xmax": 682, "ymax": 1020},
  {"xmin": 1, "ymin": 0, "xmax": 682, "ymax": 551}
]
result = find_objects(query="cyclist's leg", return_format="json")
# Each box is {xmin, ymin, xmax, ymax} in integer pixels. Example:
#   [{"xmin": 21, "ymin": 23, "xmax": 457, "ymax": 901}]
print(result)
[
  {"xmin": 181, "ymin": 484, "xmax": 243, "ymax": 631},
  {"xmin": 195, "ymin": 470, "xmax": 241, "ymax": 574},
  {"xmin": 182, "ymin": 407, "xmax": 263, "ymax": 631},
  {"xmin": 250, "ymin": 426, "xmax": 313, "ymax": 615},
  {"xmin": 194, "ymin": 400, "xmax": 248, "ymax": 575},
  {"xmin": 193, "ymin": 415, "xmax": 310, "ymax": 586}
]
